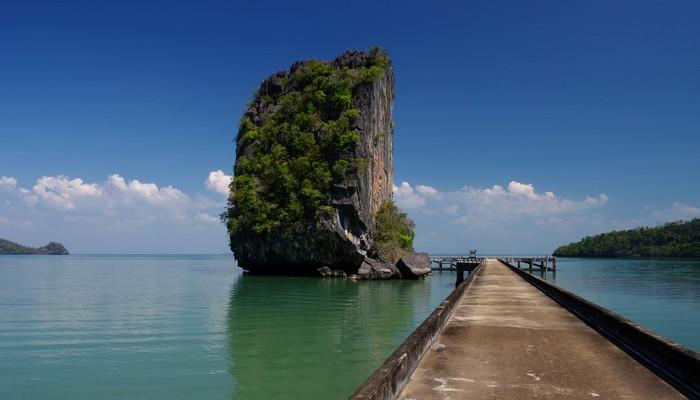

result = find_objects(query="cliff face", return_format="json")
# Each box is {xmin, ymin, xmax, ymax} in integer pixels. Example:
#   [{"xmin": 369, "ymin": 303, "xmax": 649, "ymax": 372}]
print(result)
[
  {"xmin": 330, "ymin": 51, "xmax": 394, "ymax": 253},
  {"xmin": 226, "ymin": 49, "xmax": 394, "ymax": 275}
]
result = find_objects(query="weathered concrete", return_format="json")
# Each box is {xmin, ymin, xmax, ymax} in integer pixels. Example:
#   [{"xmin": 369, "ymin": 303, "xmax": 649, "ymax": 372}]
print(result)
[{"xmin": 398, "ymin": 259, "xmax": 686, "ymax": 399}]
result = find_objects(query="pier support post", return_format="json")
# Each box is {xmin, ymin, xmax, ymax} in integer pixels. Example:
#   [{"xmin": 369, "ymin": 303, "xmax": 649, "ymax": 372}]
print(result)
[{"xmin": 455, "ymin": 264, "xmax": 464, "ymax": 288}]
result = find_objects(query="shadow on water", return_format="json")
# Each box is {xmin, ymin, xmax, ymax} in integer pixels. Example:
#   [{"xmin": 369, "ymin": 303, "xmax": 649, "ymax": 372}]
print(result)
[{"xmin": 225, "ymin": 273, "xmax": 451, "ymax": 400}]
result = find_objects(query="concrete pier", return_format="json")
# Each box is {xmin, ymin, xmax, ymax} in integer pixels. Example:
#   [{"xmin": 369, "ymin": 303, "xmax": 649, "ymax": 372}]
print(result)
[{"xmin": 398, "ymin": 259, "xmax": 685, "ymax": 399}]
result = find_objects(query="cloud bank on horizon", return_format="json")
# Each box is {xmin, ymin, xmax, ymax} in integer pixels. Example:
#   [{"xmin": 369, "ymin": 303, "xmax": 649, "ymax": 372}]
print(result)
[
  {"xmin": 0, "ymin": 171, "xmax": 232, "ymax": 253},
  {"xmin": 1, "ymin": 172, "xmax": 698, "ymax": 254},
  {"xmin": 392, "ymin": 180, "xmax": 700, "ymax": 254}
]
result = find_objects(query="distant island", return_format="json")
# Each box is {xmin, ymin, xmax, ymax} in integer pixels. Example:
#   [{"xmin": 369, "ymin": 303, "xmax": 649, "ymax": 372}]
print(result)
[
  {"xmin": 553, "ymin": 219, "xmax": 700, "ymax": 258},
  {"xmin": 0, "ymin": 239, "xmax": 69, "ymax": 255}
]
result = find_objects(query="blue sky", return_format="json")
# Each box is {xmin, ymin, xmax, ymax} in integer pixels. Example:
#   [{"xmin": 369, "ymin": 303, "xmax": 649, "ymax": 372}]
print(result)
[{"xmin": 1, "ymin": 0, "xmax": 699, "ymax": 253}]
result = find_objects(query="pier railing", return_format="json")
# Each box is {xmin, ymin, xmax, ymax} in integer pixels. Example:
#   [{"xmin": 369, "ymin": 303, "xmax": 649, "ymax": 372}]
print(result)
[
  {"xmin": 431, "ymin": 255, "xmax": 555, "ymax": 272},
  {"xmin": 501, "ymin": 255, "xmax": 557, "ymax": 271},
  {"xmin": 349, "ymin": 262, "xmax": 485, "ymax": 400},
  {"xmin": 499, "ymin": 258, "xmax": 700, "ymax": 398},
  {"xmin": 429, "ymin": 256, "xmax": 485, "ymax": 271},
  {"xmin": 351, "ymin": 258, "xmax": 700, "ymax": 399}
]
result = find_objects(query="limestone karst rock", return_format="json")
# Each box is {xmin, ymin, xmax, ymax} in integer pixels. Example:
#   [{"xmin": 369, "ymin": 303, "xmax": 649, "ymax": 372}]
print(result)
[{"xmin": 225, "ymin": 48, "xmax": 395, "ymax": 275}]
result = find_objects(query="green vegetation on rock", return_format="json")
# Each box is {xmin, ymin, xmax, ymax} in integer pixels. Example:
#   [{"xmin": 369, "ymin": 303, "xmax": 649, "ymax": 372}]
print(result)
[
  {"xmin": 372, "ymin": 199, "xmax": 415, "ymax": 262},
  {"xmin": 553, "ymin": 219, "xmax": 700, "ymax": 258},
  {"xmin": 0, "ymin": 239, "xmax": 69, "ymax": 255},
  {"xmin": 226, "ymin": 47, "xmax": 389, "ymax": 236}
]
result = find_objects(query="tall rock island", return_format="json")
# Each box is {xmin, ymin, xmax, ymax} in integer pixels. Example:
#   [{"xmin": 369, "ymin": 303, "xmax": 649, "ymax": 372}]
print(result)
[{"xmin": 225, "ymin": 48, "xmax": 427, "ymax": 278}]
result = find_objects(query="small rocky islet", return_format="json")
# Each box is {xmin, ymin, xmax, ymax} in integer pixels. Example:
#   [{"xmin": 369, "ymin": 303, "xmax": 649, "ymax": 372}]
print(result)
[
  {"xmin": 0, "ymin": 238, "xmax": 69, "ymax": 255},
  {"xmin": 222, "ymin": 48, "xmax": 430, "ymax": 279}
]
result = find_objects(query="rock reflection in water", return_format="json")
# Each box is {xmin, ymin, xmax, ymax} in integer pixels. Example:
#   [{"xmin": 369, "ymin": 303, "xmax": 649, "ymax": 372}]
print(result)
[{"xmin": 225, "ymin": 272, "xmax": 456, "ymax": 399}]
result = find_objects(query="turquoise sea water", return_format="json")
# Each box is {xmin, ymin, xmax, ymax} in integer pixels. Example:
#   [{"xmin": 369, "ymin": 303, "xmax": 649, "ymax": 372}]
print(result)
[
  {"xmin": 0, "ymin": 255, "xmax": 456, "ymax": 400},
  {"xmin": 1, "ymin": 255, "xmax": 699, "ymax": 399}
]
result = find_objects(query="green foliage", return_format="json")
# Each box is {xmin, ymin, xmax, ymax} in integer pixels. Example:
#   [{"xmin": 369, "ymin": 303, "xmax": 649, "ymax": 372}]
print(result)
[
  {"xmin": 226, "ymin": 49, "xmax": 390, "ymax": 236},
  {"xmin": 553, "ymin": 219, "xmax": 700, "ymax": 258},
  {"xmin": 372, "ymin": 200, "xmax": 415, "ymax": 262},
  {"xmin": 368, "ymin": 46, "xmax": 389, "ymax": 68}
]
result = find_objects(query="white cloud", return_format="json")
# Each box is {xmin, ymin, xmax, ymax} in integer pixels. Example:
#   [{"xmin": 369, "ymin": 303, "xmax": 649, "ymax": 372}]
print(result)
[
  {"xmin": 0, "ymin": 176, "xmax": 18, "ymax": 191},
  {"xmin": 0, "ymin": 173, "xmax": 224, "ymax": 232},
  {"xmin": 415, "ymin": 184, "xmax": 438, "ymax": 196},
  {"xmin": 394, "ymin": 180, "xmax": 609, "ymax": 225},
  {"xmin": 393, "ymin": 181, "xmax": 428, "ymax": 208},
  {"xmin": 205, "ymin": 170, "xmax": 232, "ymax": 195},
  {"xmin": 31, "ymin": 176, "xmax": 103, "ymax": 209},
  {"xmin": 107, "ymin": 174, "xmax": 189, "ymax": 207},
  {"xmin": 11, "ymin": 174, "xmax": 189, "ymax": 212},
  {"xmin": 507, "ymin": 181, "xmax": 537, "ymax": 198},
  {"xmin": 0, "ymin": 172, "xmax": 237, "ymax": 252},
  {"xmin": 390, "ymin": 180, "xmax": 614, "ymax": 254},
  {"xmin": 18, "ymin": 188, "xmax": 38, "ymax": 206}
]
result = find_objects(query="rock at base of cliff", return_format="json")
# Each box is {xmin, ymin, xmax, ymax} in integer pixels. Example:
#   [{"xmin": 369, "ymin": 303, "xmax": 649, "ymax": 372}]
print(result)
[
  {"xmin": 357, "ymin": 258, "xmax": 401, "ymax": 280},
  {"xmin": 316, "ymin": 266, "xmax": 347, "ymax": 278},
  {"xmin": 396, "ymin": 252, "xmax": 431, "ymax": 279}
]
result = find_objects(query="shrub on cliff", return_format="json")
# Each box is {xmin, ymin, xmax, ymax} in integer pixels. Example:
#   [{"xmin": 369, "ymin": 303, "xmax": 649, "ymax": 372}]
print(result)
[{"xmin": 372, "ymin": 199, "xmax": 415, "ymax": 263}]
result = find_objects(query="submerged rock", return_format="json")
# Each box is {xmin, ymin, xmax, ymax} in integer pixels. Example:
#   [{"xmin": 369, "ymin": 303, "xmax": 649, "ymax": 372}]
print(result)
[
  {"xmin": 396, "ymin": 252, "xmax": 431, "ymax": 279},
  {"xmin": 225, "ymin": 48, "xmax": 395, "ymax": 276}
]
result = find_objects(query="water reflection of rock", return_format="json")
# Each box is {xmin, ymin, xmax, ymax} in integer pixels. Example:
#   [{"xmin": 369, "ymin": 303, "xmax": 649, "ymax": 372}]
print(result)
[{"xmin": 225, "ymin": 275, "xmax": 435, "ymax": 399}]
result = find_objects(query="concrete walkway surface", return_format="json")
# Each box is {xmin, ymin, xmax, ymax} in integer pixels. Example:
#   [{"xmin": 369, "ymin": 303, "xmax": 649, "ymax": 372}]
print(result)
[{"xmin": 399, "ymin": 259, "xmax": 686, "ymax": 399}]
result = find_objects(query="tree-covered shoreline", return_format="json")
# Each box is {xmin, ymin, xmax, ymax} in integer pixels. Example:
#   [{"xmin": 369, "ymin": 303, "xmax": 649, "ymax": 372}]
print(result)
[{"xmin": 553, "ymin": 219, "xmax": 700, "ymax": 258}]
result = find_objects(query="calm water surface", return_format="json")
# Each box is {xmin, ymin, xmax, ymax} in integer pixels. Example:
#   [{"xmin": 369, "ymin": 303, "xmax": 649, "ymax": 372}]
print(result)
[
  {"xmin": 2, "ymin": 256, "xmax": 699, "ymax": 399},
  {"xmin": 0, "ymin": 255, "xmax": 456, "ymax": 400},
  {"xmin": 535, "ymin": 257, "xmax": 700, "ymax": 352}
]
